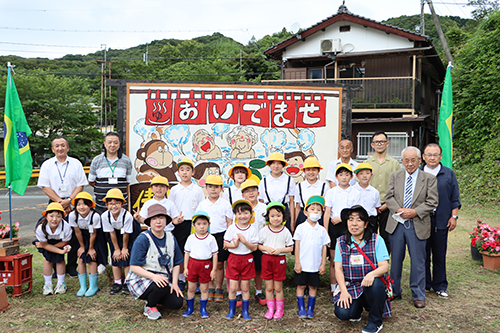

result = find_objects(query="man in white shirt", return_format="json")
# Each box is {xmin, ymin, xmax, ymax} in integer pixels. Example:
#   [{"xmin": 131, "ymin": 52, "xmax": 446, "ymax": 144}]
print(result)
[{"xmin": 326, "ymin": 139, "xmax": 359, "ymax": 188}]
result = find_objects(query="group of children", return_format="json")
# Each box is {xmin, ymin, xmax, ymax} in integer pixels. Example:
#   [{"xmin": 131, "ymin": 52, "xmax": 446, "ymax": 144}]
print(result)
[{"xmin": 35, "ymin": 152, "xmax": 383, "ymax": 321}]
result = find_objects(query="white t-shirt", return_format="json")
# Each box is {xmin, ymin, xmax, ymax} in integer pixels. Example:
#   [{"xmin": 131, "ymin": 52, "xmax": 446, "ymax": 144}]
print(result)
[
  {"xmin": 259, "ymin": 225, "xmax": 294, "ymax": 255},
  {"xmin": 36, "ymin": 220, "xmax": 73, "ymax": 242},
  {"xmin": 350, "ymin": 183, "xmax": 381, "ymax": 217},
  {"xmin": 224, "ymin": 223, "xmax": 259, "ymax": 255},
  {"xmin": 293, "ymin": 221, "xmax": 330, "ymax": 273},
  {"xmin": 168, "ymin": 182, "xmax": 205, "ymax": 220},
  {"xmin": 101, "ymin": 208, "xmax": 134, "ymax": 234},
  {"xmin": 196, "ymin": 197, "xmax": 234, "ymax": 234},
  {"xmin": 222, "ymin": 184, "xmax": 243, "ymax": 205},
  {"xmin": 140, "ymin": 197, "xmax": 180, "ymax": 232},
  {"xmin": 258, "ymin": 173, "xmax": 297, "ymax": 204},
  {"xmin": 184, "ymin": 233, "xmax": 218, "ymax": 260},
  {"xmin": 253, "ymin": 202, "xmax": 267, "ymax": 231},
  {"xmin": 295, "ymin": 179, "xmax": 328, "ymax": 208},
  {"xmin": 37, "ymin": 156, "xmax": 89, "ymax": 198},
  {"xmin": 325, "ymin": 158, "xmax": 359, "ymax": 186},
  {"xmin": 325, "ymin": 186, "xmax": 359, "ymax": 218},
  {"xmin": 68, "ymin": 210, "xmax": 101, "ymax": 231}
]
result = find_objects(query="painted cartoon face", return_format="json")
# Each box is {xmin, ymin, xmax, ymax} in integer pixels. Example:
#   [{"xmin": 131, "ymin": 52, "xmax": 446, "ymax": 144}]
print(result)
[
  {"xmin": 193, "ymin": 131, "xmax": 216, "ymax": 154},
  {"xmin": 145, "ymin": 142, "xmax": 173, "ymax": 169},
  {"xmin": 230, "ymin": 131, "xmax": 254, "ymax": 153},
  {"xmin": 285, "ymin": 156, "xmax": 305, "ymax": 177},
  {"xmin": 197, "ymin": 167, "xmax": 220, "ymax": 187}
]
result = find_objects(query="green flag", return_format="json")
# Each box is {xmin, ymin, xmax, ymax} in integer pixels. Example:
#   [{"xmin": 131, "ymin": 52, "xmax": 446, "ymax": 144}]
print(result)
[
  {"xmin": 4, "ymin": 66, "xmax": 33, "ymax": 195},
  {"xmin": 438, "ymin": 63, "xmax": 453, "ymax": 169}
]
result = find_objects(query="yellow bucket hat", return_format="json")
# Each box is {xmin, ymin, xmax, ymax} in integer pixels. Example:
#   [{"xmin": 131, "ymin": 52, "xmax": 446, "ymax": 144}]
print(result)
[
  {"xmin": 354, "ymin": 162, "xmax": 373, "ymax": 174},
  {"xmin": 241, "ymin": 179, "xmax": 259, "ymax": 192},
  {"xmin": 150, "ymin": 176, "xmax": 169, "ymax": 186},
  {"xmin": 103, "ymin": 188, "xmax": 125, "ymax": 202},
  {"xmin": 228, "ymin": 163, "xmax": 251, "ymax": 179},
  {"xmin": 42, "ymin": 202, "xmax": 66, "ymax": 217},
  {"xmin": 205, "ymin": 174, "xmax": 223, "ymax": 186},
  {"xmin": 71, "ymin": 191, "xmax": 96, "ymax": 208},
  {"xmin": 266, "ymin": 152, "xmax": 288, "ymax": 166},
  {"xmin": 176, "ymin": 157, "xmax": 194, "ymax": 169},
  {"xmin": 301, "ymin": 156, "xmax": 323, "ymax": 171},
  {"xmin": 336, "ymin": 163, "xmax": 353, "ymax": 173}
]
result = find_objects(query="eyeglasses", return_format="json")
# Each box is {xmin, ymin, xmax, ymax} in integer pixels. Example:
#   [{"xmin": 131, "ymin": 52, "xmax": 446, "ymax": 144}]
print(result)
[
  {"xmin": 372, "ymin": 140, "xmax": 388, "ymax": 145},
  {"xmin": 424, "ymin": 153, "xmax": 441, "ymax": 158}
]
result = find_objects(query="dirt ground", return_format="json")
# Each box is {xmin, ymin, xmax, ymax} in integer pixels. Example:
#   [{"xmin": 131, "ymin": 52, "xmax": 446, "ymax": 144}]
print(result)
[{"xmin": 2, "ymin": 208, "xmax": 500, "ymax": 332}]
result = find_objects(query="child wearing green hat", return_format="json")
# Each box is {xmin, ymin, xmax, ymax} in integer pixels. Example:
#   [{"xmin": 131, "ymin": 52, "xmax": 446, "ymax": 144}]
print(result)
[{"xmin": 293, "ymin": 195, "xmax": 330, "ymax": 319}]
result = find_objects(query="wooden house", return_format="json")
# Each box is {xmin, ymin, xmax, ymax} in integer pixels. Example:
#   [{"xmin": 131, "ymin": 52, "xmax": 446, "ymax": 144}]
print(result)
[{"xmin": 263, "ymin": 4, "xmax": 446, "ymax": 160}]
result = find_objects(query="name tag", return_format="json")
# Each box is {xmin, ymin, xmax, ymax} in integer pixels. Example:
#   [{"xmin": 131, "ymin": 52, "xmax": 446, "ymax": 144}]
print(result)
[
  {"xmin": 350, "ymin": 254, "xmax": 364, "ymax": 266},
  {"xmin": 89, "ymin": 225, "xmax": 94, "ymax": 234},
  {"xmin": 59, "ymin": 231, "xmax": 65, "ymax": 239},
  {"xmin": 59, "ymin": 185, "xmax": 68, "ymax": 192},
  {"xmin": 109, "ymin": 177, "xmax": 118, "ymax": 185},
  {"xmin": 121, "ymin": 228, "xmax": 125, "ymax": 235}
]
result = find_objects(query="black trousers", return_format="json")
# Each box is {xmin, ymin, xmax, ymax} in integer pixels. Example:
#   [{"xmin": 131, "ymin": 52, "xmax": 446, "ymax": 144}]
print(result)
[{"xmin": 139, "ymin": 282, "xmax": 184, "ymax": 309}]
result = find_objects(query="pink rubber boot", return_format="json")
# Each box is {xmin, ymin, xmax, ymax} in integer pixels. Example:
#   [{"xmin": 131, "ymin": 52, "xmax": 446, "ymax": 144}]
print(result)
[
  {"xmin": 274, "ymin": 298, "xmax": 285, "ymax": 319},
  {"xmin": 264, "ymin": 299, "xmax": 275, "ymax": 319}
]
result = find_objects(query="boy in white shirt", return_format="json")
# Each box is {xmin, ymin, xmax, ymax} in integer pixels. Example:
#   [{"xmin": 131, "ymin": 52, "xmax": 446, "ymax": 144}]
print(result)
[
  {"xmin": 293, "ymin": 157, "xmax": 328, "ymax": 233},
  {"xmin": 323, "ymin": 163, "xmax": 359, "ymax": 302},
  {"xmin": 169, "ymin": 158, "xmax": 205, "ymax": 288},
  {"xmin": 241, "ymin": 179, "xmax": 267, "ymax": 306},
  {"xmin": 223, "ymin": 199, "xmax": 259, "ymax": 320},
  {"xmin": 196, "ymin": 174, "xmax": 234, "ymax": 302},
  {"xmin": 223, "ymin": 163, "xmax": 250, "ymax": 205},
  {"xmin": 351, "ymin": 163, "xmax": 381, "ymax": 232},
  {"xmin": 293, "ymin": 195, "xmax": 330, "ymax": 318}
]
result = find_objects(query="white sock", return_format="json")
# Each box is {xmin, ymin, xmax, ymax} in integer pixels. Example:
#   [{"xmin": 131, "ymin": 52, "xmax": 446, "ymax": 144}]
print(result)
[
  {"xmin": 44, "ymin": 275, "xmax": 52, "ymax": 285},
  {"xmin": 179, "ymin": 273, "xmax": 185, "ymax": 282},
  {"xmin": 57, "ymin": 274, "xmax": 65, "ymax": 284},
  {"xmin": 115, "ymin": 280, "xmax": 122, "ymax": 285},
  {"xmin": 331, "ymin": 283, "xmax": 338, "ymax": 292},
  {"xmin": 236, "ymin": 291, "xmax": 242, "ymax": 296},
  {"xmin": 255, "ymin": 289, "xmax": 262, "ymax": 295}
]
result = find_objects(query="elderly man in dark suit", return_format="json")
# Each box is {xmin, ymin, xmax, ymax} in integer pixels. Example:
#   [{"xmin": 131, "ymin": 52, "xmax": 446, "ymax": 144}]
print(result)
[{"xmin": 386, "ymin": 146, "xmax": 438, "ymax": 309}]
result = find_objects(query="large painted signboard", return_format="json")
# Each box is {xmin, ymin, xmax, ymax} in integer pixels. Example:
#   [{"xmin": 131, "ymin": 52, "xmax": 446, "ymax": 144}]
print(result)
[{"xmin": 126, "ymin": 83, "xmax": 342, "ymax": 210}]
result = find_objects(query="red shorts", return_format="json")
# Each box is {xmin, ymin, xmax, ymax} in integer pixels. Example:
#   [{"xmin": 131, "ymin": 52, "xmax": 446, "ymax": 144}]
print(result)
[
  {"xmin": 186, "ymin": 258, "xmax": 212, "ymax": 283},
  {"xmin": 225, "ymin": 253, "xmax": 256, "ymax": 280},
  {"xmin": 260, "ymin": 253, "xmax": 287, "ymax": 281}
]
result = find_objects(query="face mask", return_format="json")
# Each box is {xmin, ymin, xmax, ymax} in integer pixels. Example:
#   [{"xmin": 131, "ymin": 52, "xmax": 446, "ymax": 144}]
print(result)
[{"xmin": 309, "ymin": 213, "xmax": 322, "ymax": 222}]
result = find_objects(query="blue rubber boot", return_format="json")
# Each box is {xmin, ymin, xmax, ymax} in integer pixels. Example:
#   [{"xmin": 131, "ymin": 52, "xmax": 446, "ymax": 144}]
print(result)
[
  {"xmin": 85, "ymin": 273, "xmax": 99, "ymax": 297},
  {"xmin": 242, "ymin": 299, "xmax": 251, "ymax": 321},
  {"xmin": 297, "ymin": 296, "xmax": 307, "ymax": 318},
  {"xmin": 225, "ymin": 299, "xmax": 236, "ymax": 319},
  {"xmin": 183, "ymin": 298, "xmax": 195, "ymax": 317},
  {"xmin": 200, "ymin": 299, "xmax": 209, "ymax": 318},
  {"xmin": 77, "ymin": 274, "xmax": 87, "ymax": 297},
  {"xmin": 306, "ymin": 296, "xmax": 316, "ymax": 318}
]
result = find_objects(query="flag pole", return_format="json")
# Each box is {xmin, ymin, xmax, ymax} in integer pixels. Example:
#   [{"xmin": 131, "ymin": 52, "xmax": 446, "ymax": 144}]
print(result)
[{"xmin": 6, "ymin": 63, "xmax": 13, "ymax": 241}]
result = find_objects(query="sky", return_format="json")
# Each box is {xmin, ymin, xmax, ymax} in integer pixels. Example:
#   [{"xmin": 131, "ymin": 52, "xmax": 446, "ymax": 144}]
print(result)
[{"xmin": 0, "ymin": 0, "xmax": 473, "ymax": 60}]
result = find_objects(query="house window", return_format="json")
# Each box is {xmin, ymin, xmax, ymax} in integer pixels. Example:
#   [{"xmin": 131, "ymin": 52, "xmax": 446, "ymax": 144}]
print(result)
[
  {"xmin": 308, "ymin": 69, "xmax": 322, "ymax": 79},
  {"xmin": 356, "ymin": 132, "xmax": 408, "ymax": 161},
  {"xmin": 340, "ymin": 25, "xmax": 351, "ymax": 32}
]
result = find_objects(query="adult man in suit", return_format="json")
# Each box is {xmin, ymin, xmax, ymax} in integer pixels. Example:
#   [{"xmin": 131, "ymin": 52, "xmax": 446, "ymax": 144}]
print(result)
[{"xmin": 386, "ymin": 146, "xmax": 438, "ymax": 309}]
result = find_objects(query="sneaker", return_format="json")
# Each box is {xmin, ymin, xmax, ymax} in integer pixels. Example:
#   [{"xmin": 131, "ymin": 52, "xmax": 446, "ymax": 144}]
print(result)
[
  {"xmin": 208, "ymin": 288, "xmax": 215, "ymax": 302},
  {"xmin": 110, "ymin": 283, "xmax": 122, "ymax": 295},
  {"xmin": 255, "ymin": 293, "xmax": 266, "ymax": 306},
  {"xmin": 214, "ymin": 288, "xmax": 224, "ymax": 303},
  {"xmin": 349, "ymin": 316, "xmax": 362, "ymax": 322},
  {"xmin": 144, "ymin": 306, "xmax": 162, "ymax": 320},
  {"xmin": 98, "ymin": 264, "xmax": 106, "ymax": 275},
  {"xmin": 362, "ymin": 323, "xmax": 383, "ymax": 333},
  {"xmin": 436, "ymin": 290, "xmax": 449, "ymax": 299},
  {"xmin": 121, "ymin": 284, "xmax": 130, "ymax": 295},
  {"xmin": 43, "ymin": 284, "xmax": 53, "ymax": 296},
  {"xmin": 54, "ymin": 282, "xmax": 67, "ymax": 294},
  {"xmin": 236, "ymin": 294, "xmax": 243, "ymax": 307}
]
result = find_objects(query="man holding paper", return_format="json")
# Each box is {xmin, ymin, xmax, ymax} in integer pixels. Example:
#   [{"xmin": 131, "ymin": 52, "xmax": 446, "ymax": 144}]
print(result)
[{"xmin": 385, "ymin": 146, "xmax": 438, "ymax": 309}]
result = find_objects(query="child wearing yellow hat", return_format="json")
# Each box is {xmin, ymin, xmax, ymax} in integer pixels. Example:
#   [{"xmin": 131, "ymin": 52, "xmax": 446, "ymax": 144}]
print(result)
[
  {"xmin": 351, "ymin": 163, "xmax": 381, "ymax": 230},
  {"xmin": 223, "ymin": 163, "xmax": 251, "ymax": 205}
]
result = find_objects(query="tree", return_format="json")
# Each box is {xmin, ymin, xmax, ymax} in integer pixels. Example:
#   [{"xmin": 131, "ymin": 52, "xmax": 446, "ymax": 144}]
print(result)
[
  {"xmin": 467, "ymin": 0, "xmax": 499, "ymax": 20},
  {"xmin": 0, "ymin": 70, "xmax": 103, "ymax": 166}
]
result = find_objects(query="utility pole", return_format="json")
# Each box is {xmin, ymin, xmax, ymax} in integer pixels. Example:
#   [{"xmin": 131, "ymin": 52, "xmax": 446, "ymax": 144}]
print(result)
[
  {"xmin": 420, "ymin": 0, "xmax": 425, "ymax": 35},
  {"xmin": 427, "ymin": 0, "xmax": 453, "ymax": 64}
]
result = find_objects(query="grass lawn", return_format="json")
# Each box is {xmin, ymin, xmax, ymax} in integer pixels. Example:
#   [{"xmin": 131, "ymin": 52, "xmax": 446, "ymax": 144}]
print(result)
[{"xmin": 1, "ymin": 201, "xmax": 500, "ymax": 332}]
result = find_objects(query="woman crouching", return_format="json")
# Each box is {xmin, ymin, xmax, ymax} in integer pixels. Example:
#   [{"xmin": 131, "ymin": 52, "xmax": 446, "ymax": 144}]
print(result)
[
  {"xmin": 126, "ymin": 204, "xmax": 184, "ymax": 320},
  {"xmin": 333, "ymin": 205, "xmax": 391, "ymax": 333}
]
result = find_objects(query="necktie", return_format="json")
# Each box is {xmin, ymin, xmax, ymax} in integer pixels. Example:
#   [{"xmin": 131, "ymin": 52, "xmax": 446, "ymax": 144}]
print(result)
[{"xmin": 403, "ymin": 175, "xmax": 413, "ymax": 209}]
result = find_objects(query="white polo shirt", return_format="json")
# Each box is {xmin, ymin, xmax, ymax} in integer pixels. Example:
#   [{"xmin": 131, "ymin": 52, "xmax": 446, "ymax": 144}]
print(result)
[
  {"xmin": 224, "ymin": 223, "xmax": 259, "ymax": 255},
  {"xmin": 325, "ymin": 185, "xmax": 359, "ymax": 218},
  {"xmin": 259, "ymin": 225, "xmax": 294, "ymax": 255},
  {"xmin": 169, "ymin": 182, "xmax": 205, "ymax": 220},
  {"xmin": 293, "ymin": 221, "xmax": 330, "ymax": 273},
  {"xmin": 350, "ymin": 183, "xmax": 381, "ymax": 217},
  {"xmin": 295, "ymin": 179, "xmax": 328, "ymax": 208},
  {"xmin": 37, "ymin": 156, "xmax": 88, "ymax": 198},
  {"xmin": 140, "ymin": 197, "xmax": 180, "ymax": 232},
  {"xmin": 258, "ymin": 173, "xmax": 297, "ymax": 204},
  {"xmin": 36, "ymin": 220, "xmax": 73, "ymax": 242},
  {"xmin": 184, "ymin": 233, "xmax": 218, "ymax": 260},
  {"xmin": 196, "ymin": 197, "xmax": 234, "ymax": 234},
  {"xmin": 325, "ymin": 158, "xmax": 359, "ymax": 186},
  {"xmin": 222, "ymin": 184, "xmax": 243, "ymax": 205},
  {"xmin": 68, "ymin": 211, "xmax": 101, "ymax": 231},
  {"xmin": 101, "ymin": 208, "xmax": 134, "ymax": 234}
]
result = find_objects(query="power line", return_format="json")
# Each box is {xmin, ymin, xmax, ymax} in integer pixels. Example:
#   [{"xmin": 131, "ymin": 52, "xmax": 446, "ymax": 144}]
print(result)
[
  {"xmin": 0, "ymin": 41, "xmax": 98, "ymax": 48},
  {"xmin": 0, "ymin": 26, "xmax": 247, "ymax": 34},
  {"xmin": 0, "ymin": 69, "xmax": 279, "ymax": 77}
]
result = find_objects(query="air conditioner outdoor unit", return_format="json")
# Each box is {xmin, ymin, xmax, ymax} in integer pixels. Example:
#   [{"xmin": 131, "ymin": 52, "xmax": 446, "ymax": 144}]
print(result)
[{"xmin": 320, "ymin": 39, "xmax": 342, "ymax": 53}]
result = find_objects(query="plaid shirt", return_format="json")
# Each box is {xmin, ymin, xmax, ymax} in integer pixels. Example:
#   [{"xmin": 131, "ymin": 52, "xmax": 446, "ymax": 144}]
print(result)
[{"xmin": 334, "ymin": 233, "xmax": 392, "ymax": 317}]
